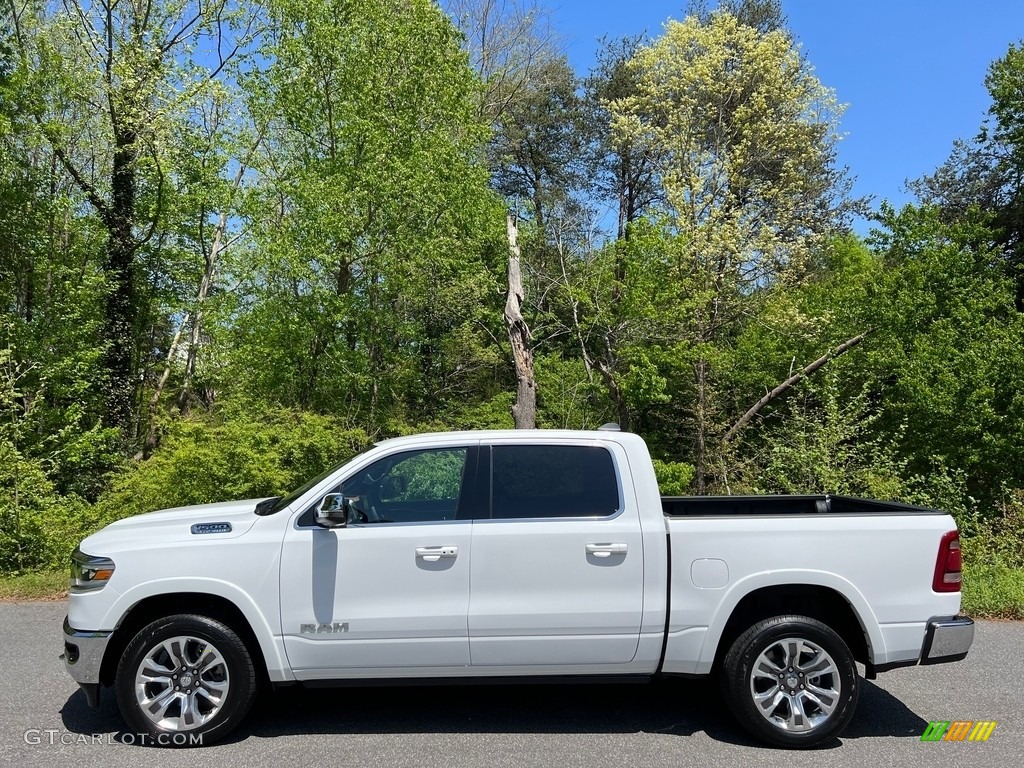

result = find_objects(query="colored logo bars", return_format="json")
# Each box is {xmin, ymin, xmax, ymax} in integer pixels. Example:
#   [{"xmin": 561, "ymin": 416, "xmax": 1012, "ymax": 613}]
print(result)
[{"xmin": 921, "ymin": 721, "xmax": 997, "ymax": 742}]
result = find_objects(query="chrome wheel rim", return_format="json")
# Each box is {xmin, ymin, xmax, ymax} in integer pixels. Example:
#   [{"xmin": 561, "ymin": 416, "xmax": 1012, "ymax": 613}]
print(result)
[
  {"xmin": 749, "ymin": 636, "xmax": 841, "ymax": 732},
  {"xmin": 134, "ymin": 635, "xmax": 230, "ymax": 731}
]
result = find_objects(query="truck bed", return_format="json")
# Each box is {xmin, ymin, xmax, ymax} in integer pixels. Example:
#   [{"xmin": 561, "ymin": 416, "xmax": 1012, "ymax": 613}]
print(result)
[{"xmin": 660, "ymin": 495, "xmax": 961, "ymax": 677}]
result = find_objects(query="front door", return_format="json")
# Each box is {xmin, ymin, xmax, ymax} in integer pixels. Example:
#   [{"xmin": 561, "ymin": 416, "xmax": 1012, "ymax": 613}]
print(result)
[{"xmin": 280, "ymin": 445, "xmax": 476, "ymax": 677}]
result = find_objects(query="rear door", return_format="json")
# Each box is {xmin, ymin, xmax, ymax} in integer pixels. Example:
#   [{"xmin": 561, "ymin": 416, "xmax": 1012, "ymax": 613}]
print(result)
[{"xmin": 468, "ymin": 440, "xmax": 645, "ymax": 668}]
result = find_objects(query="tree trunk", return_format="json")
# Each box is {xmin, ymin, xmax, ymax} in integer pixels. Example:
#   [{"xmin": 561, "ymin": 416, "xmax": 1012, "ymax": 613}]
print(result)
[
  {"xmin": 602, "ymin": 214, "xmax": 630, "ymax": 429},
  {"xmin": 178, "ymin": 145, "xmax": 256, "ymax": 413},
  {"xmin": 139, "ymin": 312, "xmax": 190, "ymax": 458},
  {"xmin": 504, "ymin": 212, "xmax": 536, "ymax": 429},
  {"xmin": 694, "ymin": 357, "xmax": 709, "ymax": 494},
  {"xmin": 44, "ymin": 118, "xmax": 139, "ymax": 434},
  {"xmin": 178, "ymin": 212, "xmax": 230, "ymax": 413},
  {"xmin": 595, "ymin": 356, "xmax": 630, "ymax": 431},
  {"xmin": 102, "ymin": 129, "xmax": 139, "ymax": 434}
]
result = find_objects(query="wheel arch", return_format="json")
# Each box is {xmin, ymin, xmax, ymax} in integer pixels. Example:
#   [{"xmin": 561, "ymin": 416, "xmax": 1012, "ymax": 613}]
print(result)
[
  {"xmin": 705, "ymin": 578, "xmax": 880, "ymax": 673},
  {"xmin": 99, "ymin": 593, "xmax": 270, "ymax": 688}
]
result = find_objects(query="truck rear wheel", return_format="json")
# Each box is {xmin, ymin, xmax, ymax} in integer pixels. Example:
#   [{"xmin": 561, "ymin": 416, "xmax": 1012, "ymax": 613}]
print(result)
[
  {"xmin": 720, "ymin": 615, "xmax": 859, "ymax": 748},
  {"xmin": 115, "ymin": 614, "xmax": 257, "ymax": 746}
]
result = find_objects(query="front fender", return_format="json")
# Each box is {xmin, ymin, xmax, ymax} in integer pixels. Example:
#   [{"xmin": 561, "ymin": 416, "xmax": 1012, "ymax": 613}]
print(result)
[{"xmin": 95, "ymin": 578, "xmax": 293, "ymax": 683}]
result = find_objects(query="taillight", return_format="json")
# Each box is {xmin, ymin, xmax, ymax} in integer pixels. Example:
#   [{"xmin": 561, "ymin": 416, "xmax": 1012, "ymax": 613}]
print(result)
[{"xmin": 932, "ymin": 530, "xmax": 962, "ymax": 592}]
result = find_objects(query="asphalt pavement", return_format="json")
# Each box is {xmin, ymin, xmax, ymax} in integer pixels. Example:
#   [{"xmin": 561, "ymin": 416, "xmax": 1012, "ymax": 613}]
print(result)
[{"xmin": 0, "ymin": 601, "xmax": 1020, "ymax": 767}]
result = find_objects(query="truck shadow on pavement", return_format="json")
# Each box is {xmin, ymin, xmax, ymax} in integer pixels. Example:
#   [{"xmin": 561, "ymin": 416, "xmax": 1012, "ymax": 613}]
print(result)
[{"xmin": 59, "ymin": 676, "xmax": 928, "ymax": 748}]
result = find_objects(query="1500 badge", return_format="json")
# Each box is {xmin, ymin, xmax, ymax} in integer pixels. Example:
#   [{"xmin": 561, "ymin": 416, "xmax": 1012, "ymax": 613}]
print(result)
[{"xmin": 190, "ymin": 522, "xmax": 232, "ymax": 535}]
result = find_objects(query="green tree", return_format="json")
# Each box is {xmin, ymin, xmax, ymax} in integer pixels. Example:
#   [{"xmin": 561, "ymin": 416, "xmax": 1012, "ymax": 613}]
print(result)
[
  {"xmin": 0, "ymin": 7, "xmax": 120, "ymax": 499},
  {"xmin": 608, "ymin": 10, "xmax": 856, "ymax": 489},
  {"xmin": 865, "ymin": 204, "xmax": 1024, "ymax": 502},
  {"xmin": 585, "ymin": 35, "xmax": 660, "ymax": 242},
  {"xmin": 690, "ymin": 0, "xmax": 786, "ymax": 34},
  {"xmin": 735, "ymin": 206, "xmax": 1024, "ymax": 509},
  {"xmin": 229, "ymin": 0, "xmax": 504, "ymax": 430},
  {"xmin": 141, "ymin": 82, "xmax": 261, "ymax": 447},
  {"xmin": 491, "ymin": 56, "xmax": 587, "ymax": 246},
  {"xmin": 4, "ymin": 0, "xmax": 260, "ymax": 435},
  {"xmin": 910, "ymin": 41, "xmax": 1024, "ymax": 304}
]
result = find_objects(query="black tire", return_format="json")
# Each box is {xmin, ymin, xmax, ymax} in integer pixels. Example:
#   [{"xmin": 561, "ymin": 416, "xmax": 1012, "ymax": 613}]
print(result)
[
  {"xmin": 720, "ymin": 615, "xmax": 859, "ymax": 748},
  {"xmin": 115, "ymin": 614, "xmax": 257, "ymax": 746}
]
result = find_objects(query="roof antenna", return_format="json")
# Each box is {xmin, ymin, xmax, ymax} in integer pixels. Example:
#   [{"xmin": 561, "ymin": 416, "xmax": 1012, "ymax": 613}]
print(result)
[{"xmin": 598, "ymin": 423, "xmax": 621, "ymax": 432}]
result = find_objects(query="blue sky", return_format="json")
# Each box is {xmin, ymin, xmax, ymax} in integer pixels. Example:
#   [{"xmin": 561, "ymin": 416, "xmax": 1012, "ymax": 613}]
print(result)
[{"xmin": 550, "ymin": 1, "xmax": 1024, "ymax": 227}]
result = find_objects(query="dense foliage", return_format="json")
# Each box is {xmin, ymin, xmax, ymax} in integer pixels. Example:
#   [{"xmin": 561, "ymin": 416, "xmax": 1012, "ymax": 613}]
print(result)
[{"xmin": 1, "ymin": 0, "xmax": 1022, "ymax": 582}]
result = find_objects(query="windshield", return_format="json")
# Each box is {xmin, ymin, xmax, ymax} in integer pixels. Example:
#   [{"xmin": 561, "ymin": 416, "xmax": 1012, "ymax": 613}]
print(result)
[{"xmin": 255, "ymin": 449, "xmax": 372, "ymax": 516}]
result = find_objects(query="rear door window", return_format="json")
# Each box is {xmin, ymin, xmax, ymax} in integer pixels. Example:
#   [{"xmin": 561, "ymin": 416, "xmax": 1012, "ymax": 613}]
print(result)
[{"xmin": 489, "ymin": 445, "xmax": 620, "ymax": 519}]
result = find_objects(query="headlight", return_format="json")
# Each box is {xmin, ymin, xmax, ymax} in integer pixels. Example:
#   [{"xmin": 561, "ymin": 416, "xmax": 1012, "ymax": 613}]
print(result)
[{"xmin": 70, "ymin": 547, "xmax": 116, "ymax": 593}]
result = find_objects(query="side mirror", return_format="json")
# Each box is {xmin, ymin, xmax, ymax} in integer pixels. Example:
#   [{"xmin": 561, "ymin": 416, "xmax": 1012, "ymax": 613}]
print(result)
[{"xmin": 315, "ymin": 493, "xmax": 349, "ymax": 528}]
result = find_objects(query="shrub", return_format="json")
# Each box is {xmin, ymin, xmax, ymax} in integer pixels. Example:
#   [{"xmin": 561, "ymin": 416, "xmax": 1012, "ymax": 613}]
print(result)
[
  {"xmin": 653, "ymin": 459, "xmax": 696, "ymax": 495},
  {"xmin": 92, "ymin": 405, "xmax": 371, "ymax": 528},
  {"xmin": 0, "ymin": 441, "xmax": 89, "ymax": 572}
]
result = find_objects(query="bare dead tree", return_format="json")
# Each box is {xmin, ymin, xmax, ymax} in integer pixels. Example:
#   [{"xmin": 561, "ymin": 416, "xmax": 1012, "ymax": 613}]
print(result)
[{"xmin": 504, "ymin": 211, "xmax": 536, "ymax": 428}]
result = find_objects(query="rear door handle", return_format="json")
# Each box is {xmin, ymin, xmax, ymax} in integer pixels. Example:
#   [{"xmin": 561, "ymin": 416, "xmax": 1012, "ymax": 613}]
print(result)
[
  {"xmin": 586, "ymin": 543, "xmax": 628, "ymax": 558},
  {"xmin": 416, "ymin": 546, "xmax": 459, "ymax": 562}
]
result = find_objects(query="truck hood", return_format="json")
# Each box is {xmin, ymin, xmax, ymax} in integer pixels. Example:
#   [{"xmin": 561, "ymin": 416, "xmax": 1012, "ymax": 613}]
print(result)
[{"xmin": 80, "ymin": 498, "xmax": 267, "ymax": 552}]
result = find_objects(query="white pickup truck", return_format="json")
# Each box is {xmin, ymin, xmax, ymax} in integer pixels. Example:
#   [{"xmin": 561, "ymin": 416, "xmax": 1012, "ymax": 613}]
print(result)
[{"xmin": 62, "ymin": 428, "xmax": 973, "ymax": 748}]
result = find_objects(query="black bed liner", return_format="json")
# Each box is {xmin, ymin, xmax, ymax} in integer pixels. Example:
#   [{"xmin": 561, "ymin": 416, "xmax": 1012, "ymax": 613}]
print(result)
[{"xmin": 661, "ymin": 494, "xmax": 941, "ymax": 517}]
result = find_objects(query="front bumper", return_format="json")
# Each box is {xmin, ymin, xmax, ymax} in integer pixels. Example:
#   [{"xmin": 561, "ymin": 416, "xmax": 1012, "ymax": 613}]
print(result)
[
  {"xmin": 61, "ymin": 615, "xmax": 113, "ymax": 708},
  {"xmin": 921, "ymin": 615, "xmax": 974, "ymax": 664}
]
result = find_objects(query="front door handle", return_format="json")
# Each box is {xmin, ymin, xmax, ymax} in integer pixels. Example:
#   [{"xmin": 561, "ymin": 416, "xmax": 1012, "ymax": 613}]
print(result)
[
  {"xmin": 586, "ymin": 543, "xmax": 628, "ymax": 558},
  {"xmin": 416, "ymin": 546, "xmax": 459, "ymax": 562}
]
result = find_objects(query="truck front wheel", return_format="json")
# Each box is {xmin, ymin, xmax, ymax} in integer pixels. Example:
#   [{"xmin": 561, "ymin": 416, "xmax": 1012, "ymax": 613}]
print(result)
[
  {"xmin": 720, "ymin": 615, "xmax": 859, "ymax": 748},
  {"xmin": 115, "ymin": 614, "xmax": 257, "ymax": 746}
]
